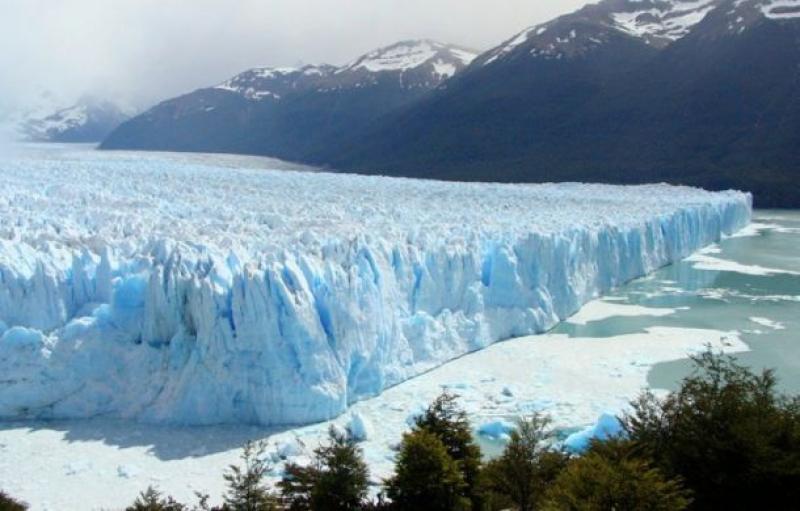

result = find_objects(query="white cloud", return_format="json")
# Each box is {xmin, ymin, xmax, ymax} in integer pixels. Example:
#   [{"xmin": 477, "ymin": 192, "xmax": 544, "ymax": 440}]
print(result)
[{"xmin": 0, "ymin": 0, "xmax": 589, "ymax": 112}]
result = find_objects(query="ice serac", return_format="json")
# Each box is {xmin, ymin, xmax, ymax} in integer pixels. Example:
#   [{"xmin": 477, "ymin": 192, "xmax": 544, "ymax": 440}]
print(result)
[{"xmin": 0, "ymin": 148, "xmax": 752, "ymax": 426}]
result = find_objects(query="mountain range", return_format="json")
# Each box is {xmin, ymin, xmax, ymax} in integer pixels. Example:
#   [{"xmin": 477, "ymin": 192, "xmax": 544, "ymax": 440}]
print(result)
[
  {"xmin": 18, "ymin": 96, "xmax": 132, "ymax": 143},
  {"xmin": 101, "ymin": 40, "xmax": 477, "ymax": 162},
  {"xmin": 101, "ymin": 0, "xmax": 800, "ymax": 207}
]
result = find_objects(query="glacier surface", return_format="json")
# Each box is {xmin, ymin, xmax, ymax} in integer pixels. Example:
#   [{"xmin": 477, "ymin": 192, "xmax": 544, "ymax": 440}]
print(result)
[{"xmin": 0, "ymin": 146, "xmax": 751, "ymax": 426}]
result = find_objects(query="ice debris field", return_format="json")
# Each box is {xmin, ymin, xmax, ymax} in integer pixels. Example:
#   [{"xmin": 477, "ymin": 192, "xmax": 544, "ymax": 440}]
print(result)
[{"xmin": 0, "ymin": 147, "xmax": 751, "ymax": 426}]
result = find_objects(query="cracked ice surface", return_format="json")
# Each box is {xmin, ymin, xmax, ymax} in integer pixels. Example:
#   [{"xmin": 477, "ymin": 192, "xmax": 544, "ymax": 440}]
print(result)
[{"xmin": 0, "ymin": 147, "xmax": 752, "ymax": 426}]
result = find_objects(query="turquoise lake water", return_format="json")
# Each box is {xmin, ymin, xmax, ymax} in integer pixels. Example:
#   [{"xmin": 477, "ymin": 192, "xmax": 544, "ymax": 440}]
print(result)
[
  {"xmin": 476, "ymin": 210, "xmax": 800, "ymax": 457},
  {"xmin": 561, "ymin": 210, "xmax": 800, "ymax": 393}
]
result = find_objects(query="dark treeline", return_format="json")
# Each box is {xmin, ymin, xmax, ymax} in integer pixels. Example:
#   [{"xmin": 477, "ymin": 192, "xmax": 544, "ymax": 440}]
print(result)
[{"xmin": 3, "ymin": 350, "xmax": 799, "ymax": 511}]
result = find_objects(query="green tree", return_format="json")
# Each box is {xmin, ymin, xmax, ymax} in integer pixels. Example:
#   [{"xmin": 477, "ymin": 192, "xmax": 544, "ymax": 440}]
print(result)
[
  {"xmin": 223, "ymin": 440, "xmax": 278, "ymax": 511},
  {"xmin": 279, "ymin": 426, "xmax": 370, "ymax": 511},
  {"xmin": 0, "ymin": 490, "xmax": 27, "ymax": 511},
  {"xmin": 483, "ymin": 414, "xmax": 568, "ymax": 511},
  {"xmin": 125, "ymin": 486, "xmax": 187, "ymax": 511},
  {"xmin": 543, "ymin": 438, "xmax": 691, "ymax": 511},
  {"xmin": 624, "ymin": 350, "xmax": 800, "ymax": 509},
  {"xmin": 385, "ymin": 429, "xmax": 468, "ymax": 511},
  {"xmin": 413, "ymin": 392, "xmax": 483, "ymax": 509},
  {"xmin": 279, "ymin": 462, "xmax": 315, "ymax": 511}
]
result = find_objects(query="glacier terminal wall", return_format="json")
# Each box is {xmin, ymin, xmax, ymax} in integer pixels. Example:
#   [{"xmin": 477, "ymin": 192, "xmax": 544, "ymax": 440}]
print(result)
[{"xmin": 0, "ymin": 147, "xmax": 752, "ymax": 425}]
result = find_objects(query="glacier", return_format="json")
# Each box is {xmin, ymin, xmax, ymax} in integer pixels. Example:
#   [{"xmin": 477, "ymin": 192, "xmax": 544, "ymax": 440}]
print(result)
[{"xmin": 0, "ymin": 146, "xmax": 752, "ymax": 426}]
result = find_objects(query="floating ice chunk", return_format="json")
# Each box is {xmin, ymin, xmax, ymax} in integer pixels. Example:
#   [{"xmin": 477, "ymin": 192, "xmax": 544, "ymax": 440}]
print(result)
[
  {"xmin": 347, "ymin": 412, "xmax": 374, "ymax": 442},
  {"xmin": 567, "ymin": 300, "xmax": 676, "ymax": 325},
  {"xmin": 477, "ymin": 419, "xmax": 517, "ymax": 440},
  {"xmin": 328, "ymin": 423, "xmax": 349, "ymax": 440},
  {"xmin": 405, "ymin": 402, "xmax": 428, "ymax": 426},
  {"xmin": 563, "ymin": 413, "xmax": 624, "ymax": 453},
  {"xmin": 749, "ymin": 317, "xmax": 786, "ymax": 330},
  {"xmin": 688, "ymin": 253, "xmax": 800, "ymax": 276},
  {"xmin": 275, "ymin": 438, "xmax": 304, "ymax": 459}
]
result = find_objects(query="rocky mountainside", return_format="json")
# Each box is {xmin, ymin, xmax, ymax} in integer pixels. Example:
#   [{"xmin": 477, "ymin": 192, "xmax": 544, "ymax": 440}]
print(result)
[
  {"xmin": 102, "ymin": 1, "xmax": 800, "ymax": 206},
  {"xmin": 100, "ymin": 40, "xmax": 477, "ymax": 160},
  {"xmin": 330, "ymin": 0, "xmax": 800, "ymax": 207}
]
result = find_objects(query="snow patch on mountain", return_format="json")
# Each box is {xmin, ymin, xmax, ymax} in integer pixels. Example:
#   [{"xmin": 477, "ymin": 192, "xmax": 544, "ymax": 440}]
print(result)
[
  {"xmin": 483, "ymin": 27, "xmax": 539, "ymax": 65},
  {"xmin": 214, "ymin": 41, "xmax": 476, "ymax": 100},
  {"xmin": 432, "ymin": 60, "xmax": 457, "ymax": 78},
  {"xmin": 481, "ymin": 0, "xmax": 719, "ymax": 66},
  {"xmin": 612, "ymin": 0, "xmax": 717, "ymax": 41},
  {"xmin": 214, "ymin": 66, "xmax": 334, "ymax": 101},
  {"xmin": 481, "ymin": 0, "xmax": 800, "ymax": 66},
  {"xmin": 347, "ymin": 41, "xmax": 439, "ymax": 72},
  {"xmin": 761, "ymin": 0, "xmax": 800, "ymax": 19},
  {"xmin": 26, "ymin": 104, "xmax": 89, "ymax": 137},
  {"xmin": 344, "ymin": 40, "xmax": 476, "ymax": 73},
  {"xmin": 16, "ymin": 96, "xmax": 134, "ymax": 143},
  {"xmin": 0, "ymin": 146, "xmax": 751, "ymax": 426},
  {"xmin": 215, "ymin": 82, "xmax": 281, "ymax": 101}
]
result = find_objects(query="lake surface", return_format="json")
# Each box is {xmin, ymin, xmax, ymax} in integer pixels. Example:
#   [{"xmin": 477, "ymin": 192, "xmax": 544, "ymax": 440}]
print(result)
[
  {"xmin": 475, "ymin": 210, "xmax": 800, "ymax": 456},
  {"xmin": 631, "ymin": 211, "xmax": 799, "ymax": 392}
]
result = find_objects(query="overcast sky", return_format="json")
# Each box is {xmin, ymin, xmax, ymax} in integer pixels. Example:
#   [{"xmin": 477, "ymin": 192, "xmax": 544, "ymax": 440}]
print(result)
[{"xmin": 1, "ymin": 0, "xmax": 591, "ymax": 113}]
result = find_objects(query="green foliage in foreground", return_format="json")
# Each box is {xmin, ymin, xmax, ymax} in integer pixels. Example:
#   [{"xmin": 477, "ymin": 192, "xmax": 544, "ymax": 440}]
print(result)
[
  {"xmin": 0, "ymin": 490, "xmax": 27, "ymax": 511},
  {"xmin": 385, "ymin": 429, "xmax": 467, "ymax": 511},
  {"xmin": 624, "ymin": 350, "xmax": 800, "ymax": 510},
  {"xmin": 280, "ymin": 427, "xmax": 370, "ymax": 511},
  {"xmin": 412, "ymin": 391, "xmax": 483, "ymax": 510},
  {"xmin": 482, "ymin": 414, "xmax": 568, "ymax": 511},
  {"xmin": 222, "ymin": 440, "xmax": 279, "ymax": 511},
  {"xmin": 125, "ymin": 486, "xmax": 189, "ymax": 511},
  {"xmin": 542, "ymin": 438, "xmax": 691, "ymax": 511}
]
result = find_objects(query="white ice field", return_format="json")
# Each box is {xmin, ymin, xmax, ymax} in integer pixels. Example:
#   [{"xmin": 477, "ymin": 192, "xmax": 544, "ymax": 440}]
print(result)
[
  {"xmin": 0, "ymin": 146, "xmax": 751, "ymax": 427},
  {"xmin": 0, "ymin": 145, "xmax": 759, "ymax": 510}
]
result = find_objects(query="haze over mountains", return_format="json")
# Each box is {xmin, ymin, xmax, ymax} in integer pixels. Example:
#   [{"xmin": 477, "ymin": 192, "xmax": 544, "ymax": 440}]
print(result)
[
  {"xmin": 19, "ymin": 96, "xmax": 132, "ymax": 143},
  {"xmin": 101, "ymin": 41, "xmax": 477, "ymax": 161},
  {"xmin": 103, "ymin": 0, "xmax": 800, "ymax": 206}
]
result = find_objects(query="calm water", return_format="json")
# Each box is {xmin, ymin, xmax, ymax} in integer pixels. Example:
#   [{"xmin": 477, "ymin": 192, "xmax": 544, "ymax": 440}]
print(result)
[
  {"xmin": 476, "ymin": 210, "xmax": 800, "ymax": 457},
  {"xmin": 559, "ymin": 210, "xmax": 800, "ymax": 393}
]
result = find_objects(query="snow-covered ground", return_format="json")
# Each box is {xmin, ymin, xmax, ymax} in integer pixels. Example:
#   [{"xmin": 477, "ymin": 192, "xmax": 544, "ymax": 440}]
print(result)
[{"xmin": 0, "ymin": 146, "xmax": 751, "ymax": 428}]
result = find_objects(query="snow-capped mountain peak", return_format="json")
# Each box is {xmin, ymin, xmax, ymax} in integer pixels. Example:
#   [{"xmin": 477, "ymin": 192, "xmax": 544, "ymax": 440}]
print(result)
[
  {"xmin": 213, "ymin": 40, "xmax": 477, "ymax": 101},
  {"xmin": 29, "ymin": 103, "xmax": 89, "ymax": 135},
  {"xmin": 480, "ymin": 18, "xmax": 626, "ymax": 65},
  {"xmin": 214, "ymin": 65, "xmax": 336, "ymax": 101},
  {"xmin": 18, "ymin": 96, "xmax": 133, "ymax": 143},
  {"xmin": 343, "ymin": 40, "xmax": 477, "ymax": 77},
  {"xmin": 480, "ymin": 0, "xmax": 800, "ymax": 66},
  {"xmin": 609, "ymin": 0, "xmax": 719, "ymax": 44}
]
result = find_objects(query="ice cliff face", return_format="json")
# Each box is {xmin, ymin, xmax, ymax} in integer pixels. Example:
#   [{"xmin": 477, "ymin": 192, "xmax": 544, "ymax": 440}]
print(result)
[{"xmin": 0, "ymin": 147, "xmax": 752, "ymax": 425}]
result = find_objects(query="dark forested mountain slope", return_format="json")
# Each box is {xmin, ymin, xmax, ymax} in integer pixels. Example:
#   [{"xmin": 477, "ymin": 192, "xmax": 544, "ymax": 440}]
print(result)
[
  {"xmin": 331, "ymin": 0, "xmax": 800, "ymax": 207},
  {"xmin": 100, "ymin": 41, "xmax": 477, "ymax": 162},
  {"xmin": 102, "ymin": 0, "xmax": 800, "ymax": 206}
]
